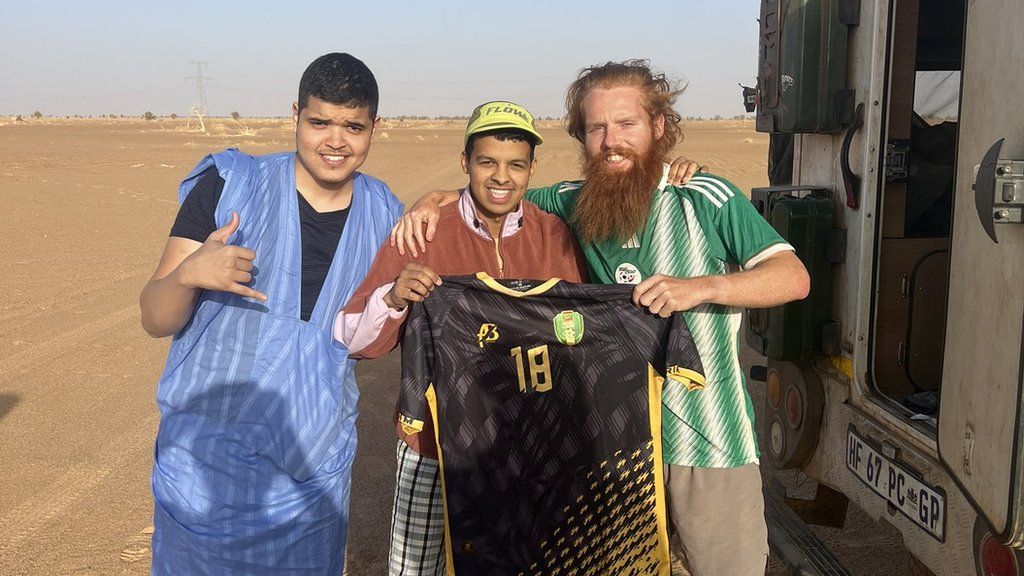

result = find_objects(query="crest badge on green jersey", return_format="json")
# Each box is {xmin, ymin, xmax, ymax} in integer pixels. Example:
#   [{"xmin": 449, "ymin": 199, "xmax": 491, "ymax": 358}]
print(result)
[
  {"xmin": 553, "ymin": 310, "xmax": 585, "ymax": 346},
  {"xmin": 615, "ymin": 262, "xmax": 642, "ymax": 285}
]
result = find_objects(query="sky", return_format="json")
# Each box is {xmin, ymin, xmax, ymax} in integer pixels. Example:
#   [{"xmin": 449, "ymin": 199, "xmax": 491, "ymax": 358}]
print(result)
[{"xmin": 0, "ymin": 0, "xmax": 761, "ymax": 119}]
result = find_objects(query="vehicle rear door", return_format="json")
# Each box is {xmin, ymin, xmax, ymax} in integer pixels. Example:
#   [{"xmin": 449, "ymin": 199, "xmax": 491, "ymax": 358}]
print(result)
[{"xmin": 937, "ymin": 0, "xmax": 1024, "ymax": 545}]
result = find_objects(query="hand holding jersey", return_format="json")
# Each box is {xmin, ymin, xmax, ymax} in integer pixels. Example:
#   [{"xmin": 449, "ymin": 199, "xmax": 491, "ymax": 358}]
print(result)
[
  {"xmin": 632, "ymin": 274, "xmax": 711, "ymax": 317},
  {"xmin": 632, "ymin": 249, "xmax": 810, "ymax": 317},
  {"xmin": 176, "ymin": 211, "xmax": 267, "ymax": 302},
  {"xmin": 384, "ymin": 262, "xmax": 442, "ymax": 310}
]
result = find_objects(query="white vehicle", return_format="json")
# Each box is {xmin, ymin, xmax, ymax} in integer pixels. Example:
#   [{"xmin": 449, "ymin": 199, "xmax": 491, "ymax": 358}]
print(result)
[{"xmin": 745, "ymin": 0, "xmax": 1024, "ymax": 575}]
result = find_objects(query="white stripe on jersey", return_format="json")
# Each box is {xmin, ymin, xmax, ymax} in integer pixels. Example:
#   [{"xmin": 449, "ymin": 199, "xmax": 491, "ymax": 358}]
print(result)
[
  {"xmin": 683, "ymin": 182, "xmax": 724, "ymax": 208},
  {"xmin": 689, "ymin": 176, "xmax": 736, "ymax": 202}
]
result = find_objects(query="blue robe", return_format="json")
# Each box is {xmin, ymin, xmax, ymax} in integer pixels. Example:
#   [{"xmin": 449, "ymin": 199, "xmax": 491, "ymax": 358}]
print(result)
[{"xmin": 151, "ymin": 149, "xmax": 403, "ymax": 575}]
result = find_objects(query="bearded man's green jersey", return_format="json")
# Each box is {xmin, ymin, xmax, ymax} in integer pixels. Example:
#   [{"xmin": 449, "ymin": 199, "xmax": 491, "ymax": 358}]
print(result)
[{"xmin": 526, "ymin": 170, "xmax": 794, "ymax": 468}]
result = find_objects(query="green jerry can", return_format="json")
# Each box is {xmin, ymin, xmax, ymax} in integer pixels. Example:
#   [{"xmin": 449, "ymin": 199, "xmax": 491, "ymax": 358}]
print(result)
[
  {"xmin": 756, "ymin": 0, "xmax": 858, "ymax": 134},
  {"xmin": 747, "ymin": 187, "xmax": 839, "ymax": 360}
]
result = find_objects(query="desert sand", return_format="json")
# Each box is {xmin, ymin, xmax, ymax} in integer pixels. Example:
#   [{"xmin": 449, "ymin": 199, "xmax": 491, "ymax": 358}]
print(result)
[{"xmin": 0, "ymin": 118, "xmax": 903, "ymax": 575}]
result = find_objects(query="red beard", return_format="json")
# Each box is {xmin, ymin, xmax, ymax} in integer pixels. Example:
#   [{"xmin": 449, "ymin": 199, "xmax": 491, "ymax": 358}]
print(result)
[{"xmin": 570, "ymin": 146, "xmax": 665, "ymax": 245}]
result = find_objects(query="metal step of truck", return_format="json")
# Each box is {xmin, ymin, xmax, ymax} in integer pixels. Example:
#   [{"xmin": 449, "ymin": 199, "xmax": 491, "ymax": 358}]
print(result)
[{"xmin": 765, "ymin": 480, "xmax": 852, "ymax": 576}]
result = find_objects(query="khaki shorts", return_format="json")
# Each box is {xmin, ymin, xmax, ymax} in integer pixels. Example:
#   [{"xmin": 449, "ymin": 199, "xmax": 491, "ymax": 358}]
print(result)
[{"xmin": 665, "ymin": 463, "xmax": 769, "ymax": 576}]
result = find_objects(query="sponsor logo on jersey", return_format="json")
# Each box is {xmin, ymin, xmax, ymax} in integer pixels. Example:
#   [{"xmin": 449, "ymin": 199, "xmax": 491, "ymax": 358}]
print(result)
[
  {"xmin": 667, "ymin": 365, "xmax": 706, "ymax": 391},
  {"xmin": 398, "ymin": 412, "xmax": 425, "ymax": 435},
  {"xmin": 477, "ymin": 323, "xmax": 500, "ymax": 348},
  {"xmin": 615, "ymin": 262, "xmax": 642, "ymax": 285},
  {"xmin": 553, "ymin": 310, "xmax": 585, "ymax": 346}
]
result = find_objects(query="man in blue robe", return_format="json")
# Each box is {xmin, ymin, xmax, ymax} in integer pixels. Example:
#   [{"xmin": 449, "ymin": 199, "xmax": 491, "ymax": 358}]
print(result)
[{"xmin": 139, "ymin": 52, "xmax": 403, "ymax": 575}]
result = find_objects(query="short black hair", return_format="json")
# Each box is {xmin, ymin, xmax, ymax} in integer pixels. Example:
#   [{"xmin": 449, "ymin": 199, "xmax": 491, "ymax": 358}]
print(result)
[
  {"xmin": 464, "ymin": 128, "xmax": 539, "ymax": 161},
  {"xmin": 298, "ymin": 53, "xmax": 379, "ymax": 118}
]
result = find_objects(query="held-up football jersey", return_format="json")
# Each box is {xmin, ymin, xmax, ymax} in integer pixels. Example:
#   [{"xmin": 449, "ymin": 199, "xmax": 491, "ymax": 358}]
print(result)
[{"xmin": 400, "ymin": 272, "xmax": 706, "ymax": 576}]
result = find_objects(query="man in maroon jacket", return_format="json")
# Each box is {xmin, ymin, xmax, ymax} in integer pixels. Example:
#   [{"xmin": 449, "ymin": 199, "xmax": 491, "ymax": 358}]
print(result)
[{"xmin": 336, "ymin": 100, "xmax": 588, "ymax": 576}]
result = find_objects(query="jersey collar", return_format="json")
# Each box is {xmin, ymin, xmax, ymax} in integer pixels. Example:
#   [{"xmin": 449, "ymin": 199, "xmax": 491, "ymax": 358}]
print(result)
[
  {"xmin": 655, "ymin": 162, "xmax": 671, "ymax": 194},
  {"xmin": 475, "ymin": 272, "xmax": 561, "ymax": 297}
]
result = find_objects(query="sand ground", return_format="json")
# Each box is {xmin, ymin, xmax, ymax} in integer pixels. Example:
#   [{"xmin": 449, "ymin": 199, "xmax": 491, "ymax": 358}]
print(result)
[{"xmin": 0, "ymin": 117, "xmax": 906, "ymax": 575}]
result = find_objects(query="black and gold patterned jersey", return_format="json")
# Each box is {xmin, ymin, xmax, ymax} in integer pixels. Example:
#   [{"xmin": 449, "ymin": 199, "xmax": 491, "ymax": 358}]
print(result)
[{"xmin": 399, "ymin": 272, "xmax": 705, "ymax": 576}]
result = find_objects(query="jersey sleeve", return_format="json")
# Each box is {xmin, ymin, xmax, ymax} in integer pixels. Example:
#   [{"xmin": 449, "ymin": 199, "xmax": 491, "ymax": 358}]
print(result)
[
  {"xmin": 717, "ymin": 193, "xmax": 794, "ymax": 269},
  {"xmin": 683, "ymin": 174, "xmax": 793, "ymax": 268},
  {"xmin": 665, "ymin": 313, "xmax": 707, "ymax": 391},
  {"xmin": 397, "ymin": 300, "xmax": 437, "ymax": 436},
  {"xmin": 525, "ymin": 181, "xmax": 581, "ymax": 221}
]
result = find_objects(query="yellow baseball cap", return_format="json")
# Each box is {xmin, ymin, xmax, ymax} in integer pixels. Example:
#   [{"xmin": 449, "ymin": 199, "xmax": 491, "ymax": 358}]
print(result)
[{"xmin": 465, "ymin": 101, "xmax": 543, "ymax": 145}]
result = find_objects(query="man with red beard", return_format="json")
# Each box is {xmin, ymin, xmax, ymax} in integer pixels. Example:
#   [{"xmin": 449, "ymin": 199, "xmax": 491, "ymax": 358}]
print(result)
[{"xmin": 395, "ymin": 60, "xmax": 809, "ymax": 576}]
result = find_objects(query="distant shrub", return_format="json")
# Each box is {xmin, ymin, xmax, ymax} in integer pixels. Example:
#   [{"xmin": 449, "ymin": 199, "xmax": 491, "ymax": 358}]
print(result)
[
  {"xmin": 170, "ymin": 113, "xmax": 178, "ymax": 119},
  {"xmin": 15, "ymin": 115, "xmax": 23, "ymax": 122},
  {"xmin": 231, "ymin": 111, "xmax": 241, "ymax": 121},
  {"xmin": 143, "ymin": 111, "xmax": 156, "ymax": 121},
  {"xmin": 32, "ymin": 111, "xmax": 42, "ymax": 119}
]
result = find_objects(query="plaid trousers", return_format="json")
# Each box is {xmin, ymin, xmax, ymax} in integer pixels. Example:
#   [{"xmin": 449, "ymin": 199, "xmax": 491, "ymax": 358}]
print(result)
[{"xmin": 389, "ymin": 440, "xmax": 446, "ymax": 576}]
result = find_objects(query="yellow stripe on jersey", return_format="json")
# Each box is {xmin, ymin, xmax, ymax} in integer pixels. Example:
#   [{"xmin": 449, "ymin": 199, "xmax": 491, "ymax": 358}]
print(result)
[
  {"xmin": 425, "ymin": 384, "xmax": 456, "ymax": 576},
  {"xmin": 648, "ymin": 364, "xmax": 671, "ymax": 576}
]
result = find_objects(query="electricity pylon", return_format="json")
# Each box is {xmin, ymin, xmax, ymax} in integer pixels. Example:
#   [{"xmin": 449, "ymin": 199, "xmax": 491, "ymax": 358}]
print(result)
[{"xmin": 185, "ymin": 61, "xmax": 211, "ymax": 133}]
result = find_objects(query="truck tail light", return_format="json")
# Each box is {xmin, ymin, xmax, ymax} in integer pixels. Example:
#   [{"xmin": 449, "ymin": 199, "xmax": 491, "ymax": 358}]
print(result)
[
  {"xmin": 980, "ymin": 533, "xmax": 1019, "ymax": 576},
  {"xmin": 762, "ymin": 360, "xmax": 823, "ymax": 470},
  {"xmin": 767, "ymin": 369, "xmax": 782, "ymax": 408},
  {"xmin": 785, "ymin": 387, "xmax": 803, "ymax": 429}
]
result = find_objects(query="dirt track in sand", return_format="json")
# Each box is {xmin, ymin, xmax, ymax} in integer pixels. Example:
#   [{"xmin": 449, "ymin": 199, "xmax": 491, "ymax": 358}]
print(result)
[{"xmin": 0, "ymin": 117, "xmax": 904, "ymax": 575}]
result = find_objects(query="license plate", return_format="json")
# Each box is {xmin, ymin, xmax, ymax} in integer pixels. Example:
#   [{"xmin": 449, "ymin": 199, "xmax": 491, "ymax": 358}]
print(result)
[{"xmin": 846, "ymin": 426, "xmax": 946, "ymax": 541}]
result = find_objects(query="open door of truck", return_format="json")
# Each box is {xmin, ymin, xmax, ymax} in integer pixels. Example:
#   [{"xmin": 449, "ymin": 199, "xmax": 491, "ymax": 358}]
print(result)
[{"xmin": 937, "ymin": 0, "xmax": 1024, "ymax": 545}]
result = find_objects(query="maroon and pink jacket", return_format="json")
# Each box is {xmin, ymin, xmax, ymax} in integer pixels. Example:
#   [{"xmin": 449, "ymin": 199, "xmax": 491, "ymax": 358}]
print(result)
[{"xmin": 335, "ymin": 190, "xmax": 587, "ymax": 457}]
